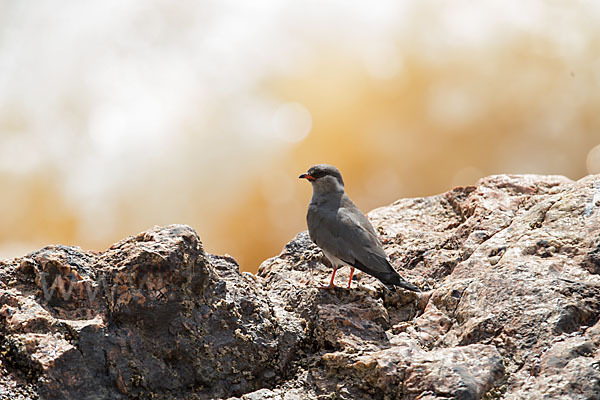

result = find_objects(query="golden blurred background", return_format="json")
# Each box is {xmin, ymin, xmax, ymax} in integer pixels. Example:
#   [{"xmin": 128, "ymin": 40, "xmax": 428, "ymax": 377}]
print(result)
[{"xmin": 1, "ymin": 1, "xmax": 600, "ymax": 272}]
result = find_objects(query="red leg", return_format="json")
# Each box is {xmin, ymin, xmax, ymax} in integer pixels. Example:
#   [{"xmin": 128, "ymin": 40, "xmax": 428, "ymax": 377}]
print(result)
[
  {"xmin": 319, "ymin": 267, "xmax": 338, "ymax": 289},
  {"xmin": 347, "ymin": 267, "xmax": 355, "ymax": 288}
]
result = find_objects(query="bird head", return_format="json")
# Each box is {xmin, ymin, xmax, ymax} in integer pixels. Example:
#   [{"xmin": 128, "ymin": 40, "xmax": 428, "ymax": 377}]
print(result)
[{"xmin": 299, "ymin": 164, "xmax": 345, "ymax": 194}]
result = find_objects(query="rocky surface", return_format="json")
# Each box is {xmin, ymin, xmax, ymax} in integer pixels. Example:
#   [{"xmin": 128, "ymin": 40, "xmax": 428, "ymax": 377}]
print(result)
[{"xmin": 1, "ymin": 174, "xmax": 600, "ymax": 399}]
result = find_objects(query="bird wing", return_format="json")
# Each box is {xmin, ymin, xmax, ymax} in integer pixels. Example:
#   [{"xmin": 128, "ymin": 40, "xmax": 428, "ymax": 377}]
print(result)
[{"xmin": 307, "ymin": 195, "xmax": 396, "ymax": 278}]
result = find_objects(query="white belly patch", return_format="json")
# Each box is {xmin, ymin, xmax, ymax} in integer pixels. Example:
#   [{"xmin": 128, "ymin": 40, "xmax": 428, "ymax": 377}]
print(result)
[{"xmin": 321, "ymin": 249, "xmax": 347, "ymax": 268}]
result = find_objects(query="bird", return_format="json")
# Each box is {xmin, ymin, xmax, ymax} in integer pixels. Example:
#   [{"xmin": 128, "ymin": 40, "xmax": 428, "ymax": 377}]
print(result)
[{"xmin": 299, "ymin": 164, "xmax": 420, "ymax": 291}]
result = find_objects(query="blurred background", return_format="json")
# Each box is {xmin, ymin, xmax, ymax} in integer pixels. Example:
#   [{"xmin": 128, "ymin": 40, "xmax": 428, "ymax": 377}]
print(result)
[{"xmin": 1, "ymin": 1, "xmax": 600, "ymax": 272}]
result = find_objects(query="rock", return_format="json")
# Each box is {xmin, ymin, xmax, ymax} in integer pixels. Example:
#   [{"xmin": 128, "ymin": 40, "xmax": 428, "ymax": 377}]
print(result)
[
  {"xmin": 507, "ymin": 318, "xmax": 600, "ymax": 399},
  {"xmin": 1, "ymin": 174, "xmax": 599, "ymax": 399},
  {"xmin": 1, "ymin": 225, "xmax": 301, "ymax": 399}
]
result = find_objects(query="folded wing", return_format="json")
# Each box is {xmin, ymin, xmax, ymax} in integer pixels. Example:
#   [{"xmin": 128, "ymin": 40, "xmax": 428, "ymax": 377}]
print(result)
[{"xmin": 307, "ymin": 195, "xmax": 407, "ymax": 286}]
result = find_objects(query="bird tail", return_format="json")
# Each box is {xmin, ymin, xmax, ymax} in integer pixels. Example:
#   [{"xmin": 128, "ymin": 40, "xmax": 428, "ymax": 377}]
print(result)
[
  {"xmin": 384, "ymin": 260, "xmax": 420, "ymax": 292},
  {"xmin": 389, "ymin": 274, "xmax": 421, "ymax": 292},
  {"xmin": 352, "ymin": 258, "xmax": 421, "ymax": 292}
]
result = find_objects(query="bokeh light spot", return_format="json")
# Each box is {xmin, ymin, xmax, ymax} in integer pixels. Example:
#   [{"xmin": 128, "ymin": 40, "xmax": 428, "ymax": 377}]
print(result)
[
  {"xmin": 587, "ymin": 144, "xmax": 600, "ymax": 174},
  {"xmin": 428, "ymin": 85, "xmax": 482, "ymax": 130},
  {"xmin": 271, "ymin": 102, "xmax": 312, "ymax": 143}
]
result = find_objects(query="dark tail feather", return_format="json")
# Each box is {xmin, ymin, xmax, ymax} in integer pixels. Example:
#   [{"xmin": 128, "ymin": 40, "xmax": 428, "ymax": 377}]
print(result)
[
  {"xmin": 352, "ymin": 258, "xmax": 421, "ymax": 292},
  {"xmin": 388, "ymin": 273, "xmax": 421, "ymax": 292},
  {"xmin": 382, "ymin": 260, "xmax": 420, "ymax": 292}
]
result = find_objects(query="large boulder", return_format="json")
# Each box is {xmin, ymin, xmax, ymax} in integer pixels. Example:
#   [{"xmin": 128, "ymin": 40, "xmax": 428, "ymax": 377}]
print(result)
[
  {"xmin": 1, "ymin": 174, "xmax": 599, "ymax": 399},
  {"xmin": 1, "ymin": 226, "xmax": 299, "ymax": 399}
]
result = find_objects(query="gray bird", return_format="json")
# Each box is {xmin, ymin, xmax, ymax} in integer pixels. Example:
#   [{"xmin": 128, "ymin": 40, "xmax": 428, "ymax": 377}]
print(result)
[{"xmin": 299, "ymin": 164, "xmax": 420, "ymax": 291}]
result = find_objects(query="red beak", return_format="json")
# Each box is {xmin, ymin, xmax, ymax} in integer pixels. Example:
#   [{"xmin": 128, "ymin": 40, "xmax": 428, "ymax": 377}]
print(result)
[{"xmin": 299, "ymin": 173, "xmax": 316, "ymax": 181}]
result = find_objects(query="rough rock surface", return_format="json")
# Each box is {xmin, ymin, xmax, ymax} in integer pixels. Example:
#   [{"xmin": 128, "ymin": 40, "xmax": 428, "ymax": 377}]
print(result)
[{"xmin": 1, "ymin": 174, "xmax": 600, "ymax": 399}]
